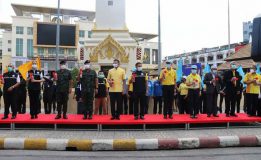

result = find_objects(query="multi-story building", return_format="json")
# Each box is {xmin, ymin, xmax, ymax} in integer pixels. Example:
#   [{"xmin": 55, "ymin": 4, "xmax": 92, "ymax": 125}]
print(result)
[
  {"xmin": 243, "ymin": 21, "xmax": 253, "ymax": 43},
  {"xmin": 0, "ymin": 3, "xmax": 159, "ymax": 75},
  {"xmin": 165, "ymin": 43, "xmax": 238, "ymax": 67}
]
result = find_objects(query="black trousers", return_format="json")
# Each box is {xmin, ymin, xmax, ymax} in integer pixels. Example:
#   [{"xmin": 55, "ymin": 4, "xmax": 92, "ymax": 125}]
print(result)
[
  {"xmin": 3, "ymin": 91, "xmax": 17, "ymax": 117},
  {"xmin": 199, "ymin": 92, "xmax": 207, "ymax": 114},
  {"xmin": 219, "ymin": 94, "xmax": 224, "ymax": 113},
  {"xmin": 133, "ymin": 92, "xmax": 146, "ymax": 117},
  {"xmin": 178, "ymin": 95, "xmax": 188, "ymax": 114},
  {"xmin": 28, "ymin": 90, "xmax": 41, "ymax": 116},
  {"xmin": 236, "ymin": 93, "xmax": 242, "ymax": 113},
  {"xmin": 188, "ymin": 89, "xmax": 200, "ymax": 116},
  {"xmin": 123, "ymin": 94, "xmax": 128, "ymax": 114},
  {"xmin": 43, "ymin": 101, "xmax": 52, "ymax": 114},
  {"xmin": 225, "ymin": 92, "xmax": 236, "ymax": 115},
  {"xmin": 17, "ymin": 90, "xmax": 26, "ymax": 114},
  {"xmin": 246, "ymin": 93, "xmax": 258, "ymax": 116},
  {"xmin": 206, "ymin": 93, "xmax": 218, "ymax": 116},
  {"xmin": 258, "ymin": 98, "xmax": 261, "ymax": 116},
  {"xmin": 109, "ymin": 92, "xmax": 123, "ymax": 118},
  {"xmin": 153, "ymin": 96, "xmax": 162, "ymax": 114},
  {"xmin": 162, "ymin": 85, "xmax": 174, "ymax": 116},
  {"xmin": 56, "ymin": 92, "xmax": 69, "ymax": 115},
  {"xmin": 128, "ymin": 91, "xmax": 134, "ymax": 114}
]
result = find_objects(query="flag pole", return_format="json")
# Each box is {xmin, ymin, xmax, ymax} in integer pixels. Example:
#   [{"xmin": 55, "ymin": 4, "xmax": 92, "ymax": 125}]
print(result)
[
  {"xmin": 157, "ymin": 0, "xmax": 162, "ymax": 75},
  {"xmin": 228, "ymin": 0, "xmax": 231, "ymax": 50},
  {"xmin": 55, "ymin": 0, "xmax": 61, "ymax": 70}
]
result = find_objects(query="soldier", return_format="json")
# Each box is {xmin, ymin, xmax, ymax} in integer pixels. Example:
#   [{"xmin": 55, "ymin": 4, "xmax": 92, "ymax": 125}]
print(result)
[
  {"xmin": 79, "ymin": 60, "xmax": 98, "ymax": 120},
  {"xmin": 17, "ymin": 72, "xmax": 27, "ymax": 114},
  {"xmin": 1, "ymin": 63, "xmax": 20, "ymax": 119},
  {"xmin": 27, "ymin": 60, "xmax": 44, "ymax": 119},
  {"xmin": 55, "ymin": 61, "xmax": 73, "ymax": 119}
]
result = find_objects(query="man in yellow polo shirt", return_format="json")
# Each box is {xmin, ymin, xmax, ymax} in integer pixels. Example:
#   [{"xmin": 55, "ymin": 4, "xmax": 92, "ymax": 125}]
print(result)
[
  {"xmin": 160, "ymin": 61, "xmax": 176, "ymax": 119},
  {"xmin": 186, "ymin": 65, "xmax": 201, "ymax": 119},
  {"xmin": 243, "ymin": 65, "xmax": 261, "ymax": 117},
  {"xmin": 107, "ymin": 59, "xmax": 126, "ymax": 120}
]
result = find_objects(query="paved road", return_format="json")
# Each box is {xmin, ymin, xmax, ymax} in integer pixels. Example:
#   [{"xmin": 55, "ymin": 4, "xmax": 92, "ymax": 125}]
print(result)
[
  {"xmin": 0, "ymin": 147, "xmax": 260, "ymax": 160},
  {"xmin": 0, "ymin": 128, "xmax": 261, "ymax": 139}
]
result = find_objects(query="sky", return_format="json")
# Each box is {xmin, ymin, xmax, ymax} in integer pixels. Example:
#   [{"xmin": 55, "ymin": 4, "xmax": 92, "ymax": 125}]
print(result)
[{"xmin": 0, "ymin": 0, "xmax": 261, "ymax": 58}]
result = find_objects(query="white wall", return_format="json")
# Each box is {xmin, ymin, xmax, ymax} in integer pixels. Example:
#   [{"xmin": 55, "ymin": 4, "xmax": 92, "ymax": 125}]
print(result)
[{"xmin": 96, "ymin": 0, "xmax": 126, "ymax": 30}]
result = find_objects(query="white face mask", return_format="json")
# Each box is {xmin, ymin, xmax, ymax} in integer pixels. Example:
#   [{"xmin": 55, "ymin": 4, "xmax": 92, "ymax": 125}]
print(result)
[
  {"xmin": 32, "ymin": 64, "xmax": 37, "ymax": 69},
  {"xmin": 113, "ymin": 63, "xmax": 118, "ymax": 68},
  {"xmin": 250, "ymin": 69, "xmax": 255, "ymax": 73},
  {"xmin": 137, "ymin": 67, "xmax": 142, "ymax": 71},
  {"xmin": 85, "ymin": 64, "xmax": 90, "ymax": 69},
  {"xmin": 60, "ymin": 65, "xmax": 66, "ymax": 69}
]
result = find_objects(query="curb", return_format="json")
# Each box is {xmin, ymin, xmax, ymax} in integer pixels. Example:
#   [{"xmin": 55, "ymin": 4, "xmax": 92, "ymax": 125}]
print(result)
[{"xmin": 0, "ymin": 135, "xmax": 260, "ymax": 151}]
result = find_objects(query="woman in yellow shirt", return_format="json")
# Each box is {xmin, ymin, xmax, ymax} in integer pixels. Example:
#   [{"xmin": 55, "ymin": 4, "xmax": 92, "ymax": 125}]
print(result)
[
  {"xmin": 243, "ymin": 65, "xmax": 260, "ymax": 117},
  {"xmin": 186, "ymin": 65, "xmax": 201, "ymax": 118}
]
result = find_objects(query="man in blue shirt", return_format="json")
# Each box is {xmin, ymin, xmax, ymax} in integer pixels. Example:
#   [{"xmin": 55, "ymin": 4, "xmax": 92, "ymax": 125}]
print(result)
[{"xmin": 153, "ymin": 77, "xmax": 162, "ymax": 114}]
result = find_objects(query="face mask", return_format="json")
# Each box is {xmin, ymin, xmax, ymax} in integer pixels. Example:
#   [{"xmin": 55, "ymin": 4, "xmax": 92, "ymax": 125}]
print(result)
[
  {"xmin": 8, "ymin": 67, "xmax": 13, "ymax": 72},
  {"xmin": 84, "ymin": 64, "xmax": 90, "ymax": 69},
  {"xmin": 166, "ymin": 64, "xmax": 171, "ymax": 69},
  {"xmin": 250, "ymin": 69, "xmax": 255, "ymax": 73},
  {"xmin": 98, "ymin": 74, "xmax": 105, "ymax": 78},
  {"xmin": 191, "ymin": 69, "xmax": 197, "ymax": 74},
  {"xmin": 231, "ymin": 65, "xmax": 237, "ymax": 69},
  {"xmin": 113, "ymin": 63, "xmax": 118, "ymax": 68},
  {"xmin": 137, "ymin": 67, "xmax": 142, "ymax": 71},
  {"xmin": 60, "ymin": 65, "xmax": 66, "ymax": 69},
  {"xmin": 32, "ymin": 64, "xmax": 37, "ymax": 69}
]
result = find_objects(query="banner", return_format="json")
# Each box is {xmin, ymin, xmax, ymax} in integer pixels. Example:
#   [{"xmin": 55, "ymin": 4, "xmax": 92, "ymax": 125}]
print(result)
[
  {"xmin": 18, "ymin": 61, "xmax": 33, "ymax": 80},
  {"xmin": 176, "ymin": 58, "xmax": 183, "ymax": 82}
]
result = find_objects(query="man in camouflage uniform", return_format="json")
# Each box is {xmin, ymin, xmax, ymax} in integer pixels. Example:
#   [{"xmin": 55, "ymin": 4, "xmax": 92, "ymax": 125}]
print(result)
[
  {"xmin": 80, "ymin": 60, "xmax": 98, "ymax": 120},
  {"xmin": 55, "ymin": 60, "xmax": 73, "ymax": 119}
]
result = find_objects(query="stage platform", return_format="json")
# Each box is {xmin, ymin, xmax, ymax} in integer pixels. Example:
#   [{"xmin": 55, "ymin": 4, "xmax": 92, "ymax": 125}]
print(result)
[{"xmin": 0, "ymin": 113, "xmax": 261, "ymax": 131}]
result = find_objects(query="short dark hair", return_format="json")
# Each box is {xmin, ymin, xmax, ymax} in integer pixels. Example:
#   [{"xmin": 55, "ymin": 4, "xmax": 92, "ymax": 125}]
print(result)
[
  {"xmin": 60, "ymin": 60, "xmax": 66, "ymax": 65},
  {"xmin": 84, "ymin": 60, "xmax": 90, "ymax": 65},
  {"xmin": 135, "ymin": 62, "xmax": 142, "ymax": 67},
  {"xmin": 113, "ymin": 59, "xmax": 120, "ymax": 64}
]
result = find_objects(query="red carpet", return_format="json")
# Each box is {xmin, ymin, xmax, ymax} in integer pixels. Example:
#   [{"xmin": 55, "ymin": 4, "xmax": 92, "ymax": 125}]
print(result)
[{"xmin": 0, "ymin": 113, "xmax": 261, "ymax": 125}]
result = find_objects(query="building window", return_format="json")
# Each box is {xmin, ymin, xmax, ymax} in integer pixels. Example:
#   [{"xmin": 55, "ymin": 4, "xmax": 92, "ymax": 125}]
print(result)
[
  {"xmin": 108, "ymin": 0, "xmax": 113, "ymax": 6},
  {"xmin": 199, "ymin": 57, "xmax": 205, "ymax": 63},
  {"xmin": 8, "ymin": 48, "xmax": 11, "ymax": 52},
  {"xmin": 152, "ymin": 49, "xmax": 158, "ymax": 64},
  {"xmin": 47, "ymin": 48, "xmax": 55, "ymax": 56},
  {"xmin": 16, "ymin": 38, "xmax": 23, "ymax": 56},
  {"xmin": 217, "ymin": 54, "xmax": 223, "ymax": 60},
  {"xmin": 173, "ymin": 60, "xmax": 177, "ymax": 65},
  {"xmin": 0, "ymin": 50, "xmax": 2, "ymax": 58},
  {"xmin": 88, "ymin": 31, "xmax": 92, "ymax": 38},
  {"xmin": 79, "ymin": 30, "xmax": 85, "ymax": 38},
  {"xmin": 59, "ymin": 48, "xmax": 64, "ymax": 55},
  {"xmin": 243, "ymin": 31, "xmax": 248, "ymax": 34},
  {"xmin": 16, "ymin": 26, "xmax": 24, "ymax": 34},
  {"xmin": 192, "ymin": 58, "xmax": 197, "ymax": 64},
  {"xmin": 207, "ymin": 56, "xmax": 213, "ymax": 61},
  {"xmin": 8, "ymin": 40, "xmax": 11, "ymax": 44},
  {"xmin": 27, "ymin": 39, "xmax": 34, "ymax": 57},
  {"xmin": 38, "ymin": 47, "xmax": 45, "ymax": 56},
  {"xmin": 27, "ymin": 27, "xmax": 33, "ymax": 35},
  {"xmin": 79, "ymin": 41, "xmax": 84, "ymax": 45},
  {"xmin": 68, "ymin": 48, "xmax": 75, "ymax": 56}
]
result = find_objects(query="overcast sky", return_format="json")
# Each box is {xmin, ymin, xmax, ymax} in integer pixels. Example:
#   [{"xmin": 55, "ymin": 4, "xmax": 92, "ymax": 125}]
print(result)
[{"xmin": 0, "ymin": 0, "xmax": 261, "ymax": 58}]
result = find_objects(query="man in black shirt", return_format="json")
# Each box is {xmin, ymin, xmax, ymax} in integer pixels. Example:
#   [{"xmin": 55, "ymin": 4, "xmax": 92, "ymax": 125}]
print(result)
[
  {"xmin": 130, "ymin": 62, "xmax": 147, "ymax": 120},
  {"xmin": 2, "ymin": 63, "xmax": 20, "ymax": 119}
]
